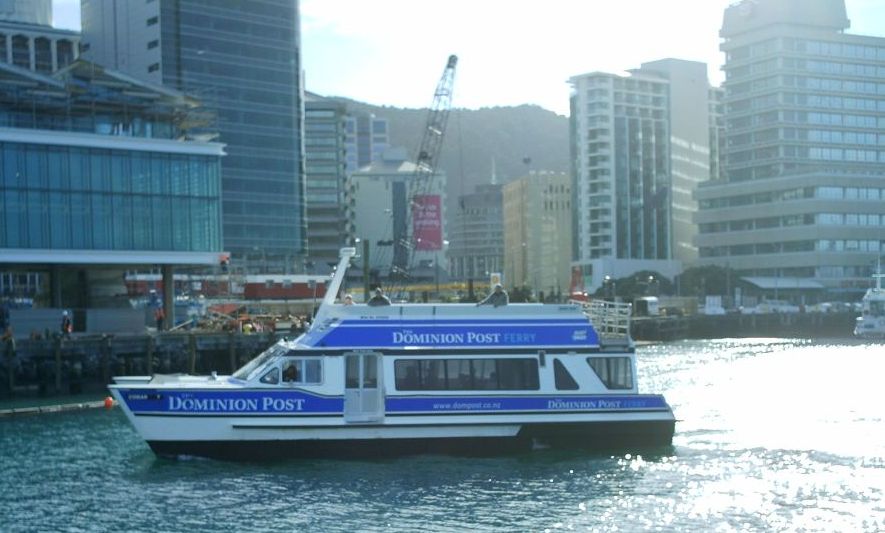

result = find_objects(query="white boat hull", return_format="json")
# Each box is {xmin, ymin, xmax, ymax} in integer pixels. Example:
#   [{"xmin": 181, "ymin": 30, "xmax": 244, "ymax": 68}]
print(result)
[{"xmin": 110, "ymin": 387, "xmax": 675, "ymax": 459}]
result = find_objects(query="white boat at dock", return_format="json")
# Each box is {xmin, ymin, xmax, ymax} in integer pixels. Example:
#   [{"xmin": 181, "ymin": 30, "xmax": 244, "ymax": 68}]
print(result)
[
  {"xmin": 109, "ymin": 248, "xmax": 676, "ymax": 460},
  {"xmin": 854, "ymin": 271, "xmax": 885, "ymax": 339}
]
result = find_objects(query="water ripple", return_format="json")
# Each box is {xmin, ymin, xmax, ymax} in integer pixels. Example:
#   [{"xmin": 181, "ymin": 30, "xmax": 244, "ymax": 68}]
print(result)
[{"xmin": 2, "ymin": 339, "xmax": 884, "ymax": 532}]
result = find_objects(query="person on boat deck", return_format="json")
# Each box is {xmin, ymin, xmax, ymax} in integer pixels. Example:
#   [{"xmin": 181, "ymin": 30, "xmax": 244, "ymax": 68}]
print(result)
[
  {"xmin": 60, "ymin": 310, "xmax": 73, "ymax": 338},
  {"xmin": 343, "ymin": 294, "xmax": 354, "ymax": 306},
  {"xmin": 283, "ymin": 362, "xmax": 299, "ymax": 383},
  {"xmin": 478, "ymin": 284, "xmax": 509, "ymax": 307},
  {"xmin": 367, "ymin": 288, "xmax": 391, "ymax": 307}
]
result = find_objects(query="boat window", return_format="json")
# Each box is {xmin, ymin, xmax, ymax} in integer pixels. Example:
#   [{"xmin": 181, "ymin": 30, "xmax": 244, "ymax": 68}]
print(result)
[
  {"xmin": 497, "ymin": 359, "xmax": 539, "ymax": 390},
  {"xmin": 345, "ymin": 356, "xmax": 360, "ymax": 388},
  {"xmin": 394, "ymin": 360, "xmax": 421, "ymax": 389},
  {"xmin": 553, "ymin": 359, "xmax": 579, "ymax": 390},
  {"xmin": 281, "ymin": 358, "xmax": 322, "ymax": 385},
  {"xmin": 362, "ymin": 357, "xmax": 377, "ymax": 388},
  {"xmin": 421, "ymin": 360, "xmax": 447, "ymax": 389},
  {"xmin": 586, "ymin": 357, "xmax": 633, "ymax": 390},
  {"xmin": 260, "ymin": 367, "xmax": 280, "ymax": 385},
  {"xmin": 304, "ymin": 360, "xmax": 322, "ymax": 383},
  {"xmin": 472, "ymin": 359, "xmax": 498, "ymax": 390},
  {"xmin": 394, "ymin": 358, "xmax": 539, "ymax": 391},
  {"xmin": 446, "ymin": 359, "xmax": 473, "ymax": 390}
]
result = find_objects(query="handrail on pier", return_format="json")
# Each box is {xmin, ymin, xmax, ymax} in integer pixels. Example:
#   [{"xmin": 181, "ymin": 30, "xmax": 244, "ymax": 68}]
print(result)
[{"xmin": 579, "ymin": 300, "xmax": 632, "ymax": 343}]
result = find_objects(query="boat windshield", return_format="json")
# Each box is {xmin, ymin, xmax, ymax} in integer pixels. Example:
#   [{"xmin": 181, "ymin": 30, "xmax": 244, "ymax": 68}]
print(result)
[{"xmin": 232, "ymin": 342, "xmax": 289, "ymax": 381}]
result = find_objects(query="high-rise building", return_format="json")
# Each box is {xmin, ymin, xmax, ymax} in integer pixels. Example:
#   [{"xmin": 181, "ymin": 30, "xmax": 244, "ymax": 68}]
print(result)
[
  {"xmin": 344, "ymin": 113, "xmax": 389, "ymax": 173},
  {"xmin": 448, "ymin": 183, "xmax": 503, "ymax": 282},
  {"xmin": 569, "ymin": 59, "xmax": 713, "ymax": 291},
  {"xmin": 502, "ymin": 172, "xmax": 572, "ymax": 297},
  {"xmin": 304, "ymin": 92, "xmax": 348, "ymax": 272},
  {"xmin": 696, "ymin": 0, "xmax": 885, "ymax": 298},
  {"xmin": 81, "ymin": 0, "xmax": 305, "ymax": 273},
  {"xmin": 1, "ymin": 0, "xmax": 79, "ymax": 73}
]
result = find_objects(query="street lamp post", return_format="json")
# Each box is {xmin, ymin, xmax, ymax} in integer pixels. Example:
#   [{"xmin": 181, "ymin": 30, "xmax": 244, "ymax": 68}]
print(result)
[{"xmin": 604, "ymin": 275, "xmax": 614, "ymax": 301}]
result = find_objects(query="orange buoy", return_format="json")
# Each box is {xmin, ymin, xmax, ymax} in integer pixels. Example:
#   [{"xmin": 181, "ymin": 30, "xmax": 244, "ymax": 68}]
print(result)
[{"xmin": 104, "ymin": 396, "xmax": 115, "ymax": 409}]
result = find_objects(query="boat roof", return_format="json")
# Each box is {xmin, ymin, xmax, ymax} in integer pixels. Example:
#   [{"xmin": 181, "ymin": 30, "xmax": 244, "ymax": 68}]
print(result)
[
  {"xmin": 298, "ymin": 248, "xmax": 602, "ymax": 352},
  {"xmin": 297, "ymin": 303, "xmax": 600, "ymax": 351}
]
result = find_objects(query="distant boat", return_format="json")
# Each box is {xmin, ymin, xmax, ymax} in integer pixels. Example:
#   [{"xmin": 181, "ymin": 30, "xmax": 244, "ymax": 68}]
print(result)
[
  {"xmin": 854, "ymin": 269, "xmax": 885, "ymax": 338},
  {"xmin": 108, "ymin": 248, "xmax": 676, "ymax": 461}
]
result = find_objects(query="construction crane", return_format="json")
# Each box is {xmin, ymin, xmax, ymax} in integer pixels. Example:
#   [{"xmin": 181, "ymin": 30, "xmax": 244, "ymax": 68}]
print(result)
[{"xmin": 391, "ymin": 54, "xmax": 458, "ymax": 280}]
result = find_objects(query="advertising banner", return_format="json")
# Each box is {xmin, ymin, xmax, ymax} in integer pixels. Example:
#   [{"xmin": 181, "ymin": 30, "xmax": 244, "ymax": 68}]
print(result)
[{"xmin": 413, "ymin": 195, "xmax": 442, "ymax": 250}]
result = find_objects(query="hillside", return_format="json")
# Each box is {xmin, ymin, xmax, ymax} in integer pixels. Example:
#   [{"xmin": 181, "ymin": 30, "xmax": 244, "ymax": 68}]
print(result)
[{"xmin": 331, "ymin": 98, "xmax": 570, "ymax": 201}]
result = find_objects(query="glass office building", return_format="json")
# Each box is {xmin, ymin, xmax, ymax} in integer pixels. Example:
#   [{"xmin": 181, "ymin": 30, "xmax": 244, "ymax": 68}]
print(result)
[
  {"xmin": 82, "ymin": 0, "xmax": 305, "ymax": 272},
  {"xmin": 0, "ymin": 59, "xmax": 224, "ymax": 258}
]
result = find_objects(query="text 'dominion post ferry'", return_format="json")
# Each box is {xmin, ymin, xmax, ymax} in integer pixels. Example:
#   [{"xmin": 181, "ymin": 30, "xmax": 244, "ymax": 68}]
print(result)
[{"xmin": 109, "ymin": 248, "xmax": 676, "ymax": 460}]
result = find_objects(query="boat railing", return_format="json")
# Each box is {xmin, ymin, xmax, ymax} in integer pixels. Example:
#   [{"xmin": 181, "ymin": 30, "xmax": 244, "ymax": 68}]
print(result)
[{"xmin": 582, "ymin": 300, "xmax": 632, "ymax": 343}]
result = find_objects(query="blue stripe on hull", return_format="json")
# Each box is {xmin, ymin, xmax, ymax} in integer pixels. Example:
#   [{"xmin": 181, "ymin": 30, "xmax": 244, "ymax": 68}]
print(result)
[
  {"xmin": 121, "ymin": 389, "xmax": 670, "ymax": 417},
  {"xmin": 120, "ymin": 388, "xmax": 343, "ymax": 415},
  {"xmin": 386, "ymin": 394, "xmax": 669, "ymax": 413},
  {"xmin": 146, "ymin": 420, "xmax": 675, "ymax": 461}
]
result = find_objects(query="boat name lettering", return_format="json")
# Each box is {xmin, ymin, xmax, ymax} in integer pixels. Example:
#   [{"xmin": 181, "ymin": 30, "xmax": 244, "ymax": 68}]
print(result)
[
  {"xmin": 502, "ymin": 333, "xmax": 536, "ymax": 344},
  {"xmin": 392, "ymin": 330, "xmax": 503, "ymax": 345},
  {"xmin": 261, "ymin": 397, "xmax": 305, "ymax": 412},
  {"xmin": 167, "ymin": 396, "xmax": 305, "ymax": 412},
  {"xmin": 547, "ymin": 399, "xmax": 623, "ymax": 410}
]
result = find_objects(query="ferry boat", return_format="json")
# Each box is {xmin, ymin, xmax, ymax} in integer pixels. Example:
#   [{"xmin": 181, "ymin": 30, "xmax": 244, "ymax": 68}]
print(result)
[
  {"xmin": 854, "ymin": 271, "xmax": 885, "ymax": 338},
  {"xmin": 109, "ymin": 248, "xmax": 676, "ymax": 460}
]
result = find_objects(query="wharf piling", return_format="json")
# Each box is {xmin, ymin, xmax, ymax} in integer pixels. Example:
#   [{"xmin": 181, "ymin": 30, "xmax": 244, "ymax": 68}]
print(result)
[
  {"xmin": 1, "ymin": 331, "xmax": 282, "ymax": 400},
  {"xmin": 631, "ymin": 311, "xmax": 858, "ymax": 341}
]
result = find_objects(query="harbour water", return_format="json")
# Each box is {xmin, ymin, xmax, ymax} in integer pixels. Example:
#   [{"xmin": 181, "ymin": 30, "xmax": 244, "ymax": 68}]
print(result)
[{"xmin": 1, "ymin": 338, "xmax": 883, "ymax": 532}]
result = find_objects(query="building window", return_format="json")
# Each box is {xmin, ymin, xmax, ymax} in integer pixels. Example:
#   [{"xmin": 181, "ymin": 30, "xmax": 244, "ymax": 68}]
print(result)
[
  {"xmin": 147, "ymin": 16, "xmax": 158, "ymax": 26},
  {"xmin": 147, "ymin": 40, "xmax": 159, "ymax": 50},
  {"xmin": 147, "ymin": 63, "xmax": 159, "ymax": 73}
]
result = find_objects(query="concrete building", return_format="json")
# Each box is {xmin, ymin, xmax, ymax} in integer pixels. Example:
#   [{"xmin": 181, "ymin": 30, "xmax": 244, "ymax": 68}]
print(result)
[
  {"xmin": 81, "ymin": 0, "xmax": 305, "ymax": 273},
  {"xmin": 0, "ymin": 58, "xmax": 224, "ymax": 328},
  {"xmin": 304, "ymin": 92, "xmax": 348, "ymax": 273},
  {"xmin": 502, "ymin": 171, "xmax": 572, "ymax": 298},
  {"xmin": 344, "ymin": 113, "xmax": 389, "ymax": 174},
  {"xmin": 1, "ymin": 0, "xmax": 78, "ymax": 73},
  {"xmin": 347, "ymin": 148, "xmax": 446, "ymax": 281},
  {"xmin": 569, "ymin": 59, "xmax": 714, "ymax": 293},
  {"xmin": 696, "ymin": 0, "xmax": 885, "ymax": 299},
  {"xmin": 447, "ymin": 183, "xmax": 503, "ymax": 283}
]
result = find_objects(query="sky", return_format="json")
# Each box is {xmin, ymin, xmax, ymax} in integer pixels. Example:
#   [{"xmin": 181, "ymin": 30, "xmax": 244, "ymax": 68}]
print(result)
[{"xmin": 53, "ymin": 0, "xmax": 885, "ymax": 117}]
